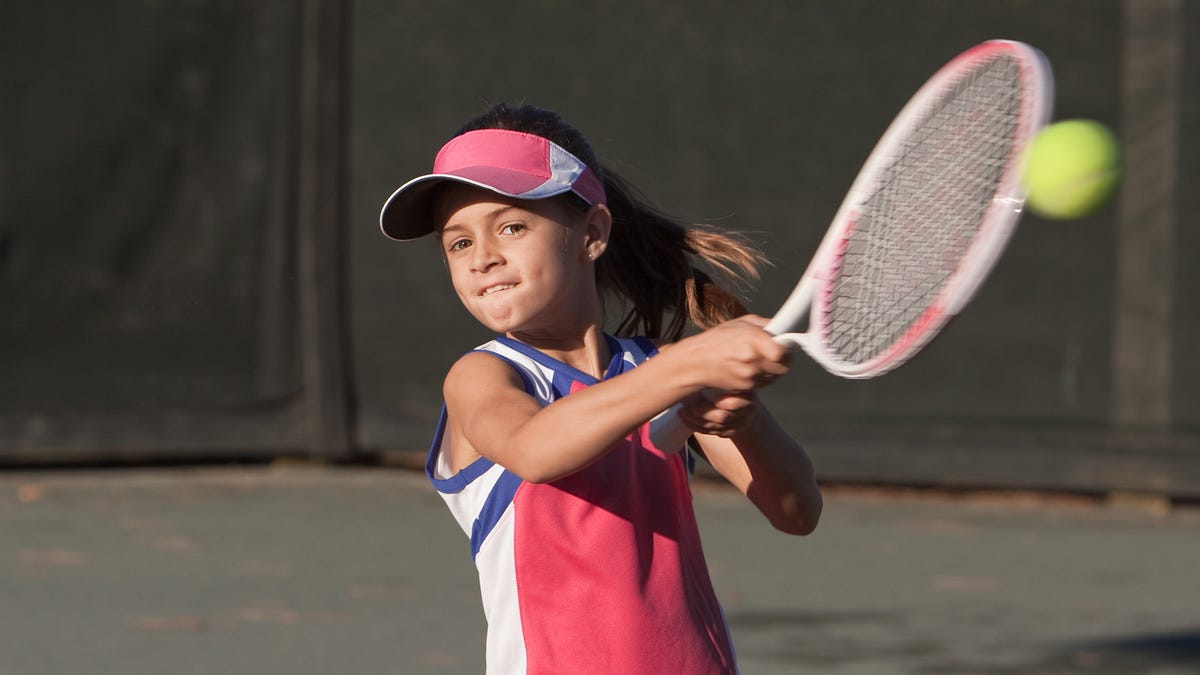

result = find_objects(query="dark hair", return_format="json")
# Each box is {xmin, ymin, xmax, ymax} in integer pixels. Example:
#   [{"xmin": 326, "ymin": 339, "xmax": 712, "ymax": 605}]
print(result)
[{"xmin": 455, "ymin": 103, "xmax": 765, "ymax": 341}]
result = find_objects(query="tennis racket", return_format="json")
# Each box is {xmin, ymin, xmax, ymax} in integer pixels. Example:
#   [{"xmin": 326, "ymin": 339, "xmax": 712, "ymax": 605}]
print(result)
[{"xmin": 649, "ymin": 39, "xmax": 1054, "ymax": 451}]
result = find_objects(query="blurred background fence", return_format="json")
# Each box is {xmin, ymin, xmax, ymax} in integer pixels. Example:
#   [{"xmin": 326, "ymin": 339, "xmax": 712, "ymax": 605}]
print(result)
[{"xmin": 2, "ymin": 0, "xmax": 1197, "ymax": 497}]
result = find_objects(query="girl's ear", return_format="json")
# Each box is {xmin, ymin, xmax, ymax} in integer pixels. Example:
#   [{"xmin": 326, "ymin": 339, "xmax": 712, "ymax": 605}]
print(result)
[{"xmin": 583, "ymin": 204, "xmax": 612, "ymax": 262}]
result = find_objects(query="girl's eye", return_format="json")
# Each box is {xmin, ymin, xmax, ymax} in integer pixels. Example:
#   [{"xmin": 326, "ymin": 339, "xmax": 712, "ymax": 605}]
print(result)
[
  {"xmin": 447, "ymin": 239, "xmax": 470, "ymax": 253},
  {"xmin": 499, "ymin": 223, "xmax": 526, "ymax": 235}
]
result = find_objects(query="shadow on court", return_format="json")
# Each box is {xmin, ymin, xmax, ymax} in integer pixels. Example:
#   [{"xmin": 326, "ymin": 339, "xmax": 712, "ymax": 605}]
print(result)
[
  {"xmin": 1, "ymin": 465, "xmax": 1197, "ymax": 675},
  {"xmin": 909, "ymin": 629, "xmax": 1200, "ymax": 674}
]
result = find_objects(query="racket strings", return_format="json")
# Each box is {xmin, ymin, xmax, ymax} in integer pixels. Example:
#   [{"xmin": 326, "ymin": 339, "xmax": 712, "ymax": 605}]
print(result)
[{"xmin": 824, "ymin": 56, "xmax": 1024, "ymax": 365}]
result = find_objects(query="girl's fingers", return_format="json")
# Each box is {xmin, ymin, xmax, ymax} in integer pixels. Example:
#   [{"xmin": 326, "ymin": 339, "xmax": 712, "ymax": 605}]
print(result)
[
  {"xmin": 709, "ymin": 392, "xmax": 756, "ymax": 411},
  {"xmin": 675, "ymin": 316, "xmax": 794, "ymax": 392},
  {"xmin": 678, "ymin": 391, "xmax": 760, "ymax": 437}
]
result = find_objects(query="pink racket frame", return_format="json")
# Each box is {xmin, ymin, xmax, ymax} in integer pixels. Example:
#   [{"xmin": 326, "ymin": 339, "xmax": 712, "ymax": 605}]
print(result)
[
  {"xmin": 649, "ymin": 40, "xmax": 1054, "ymax": 453},
  {"xmin": 766, "ymin": 39, "xmax": 1054, "ymax": 378}
]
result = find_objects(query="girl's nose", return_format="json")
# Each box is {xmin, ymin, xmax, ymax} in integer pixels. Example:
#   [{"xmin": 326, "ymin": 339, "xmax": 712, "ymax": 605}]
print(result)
[{"xmin": 470, "ymin": 240, "xmax": 503, "ymax": 273}]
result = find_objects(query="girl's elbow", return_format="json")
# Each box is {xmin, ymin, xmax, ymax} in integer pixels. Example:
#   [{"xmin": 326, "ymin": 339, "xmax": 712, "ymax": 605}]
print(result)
[
  {"xmin": 772, "ymin": 490, "xmax": 823, "ymax": 536},
  {"xmin": 772, "ymin": 513, "xmax": 820, "ymax": 536}
]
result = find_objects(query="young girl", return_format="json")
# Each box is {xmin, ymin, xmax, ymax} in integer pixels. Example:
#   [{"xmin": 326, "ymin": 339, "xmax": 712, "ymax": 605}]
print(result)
[{"xmin": 380, "ymin": 103, "xmax": 822, "ymax": 675}]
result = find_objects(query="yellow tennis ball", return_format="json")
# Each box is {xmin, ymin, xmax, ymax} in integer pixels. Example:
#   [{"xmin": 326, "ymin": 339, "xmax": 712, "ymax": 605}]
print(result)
[{"xmin": 1022, "ymin": 120, "xmax": 1122, "ymax": 219}]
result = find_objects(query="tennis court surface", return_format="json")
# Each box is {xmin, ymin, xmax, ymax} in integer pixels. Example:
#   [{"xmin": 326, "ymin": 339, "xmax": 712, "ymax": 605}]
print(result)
[{"xmin": 2, "ymin": 465, "xmax": 1197, "ymax": 675}]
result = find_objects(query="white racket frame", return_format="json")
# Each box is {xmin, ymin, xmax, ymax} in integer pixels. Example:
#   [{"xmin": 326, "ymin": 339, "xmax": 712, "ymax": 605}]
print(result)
[
  {"xmin": 649, "ymin": 40, "xmax": 1054, "ymax": 453},
  {"xmin": 767, "ymin": 39, "xmax": 1054, "ymax": 378}
]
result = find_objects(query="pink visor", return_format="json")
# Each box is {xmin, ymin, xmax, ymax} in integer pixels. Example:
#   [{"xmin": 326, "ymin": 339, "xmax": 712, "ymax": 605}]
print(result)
[{"xmin": 379, "ymin": 129, "xmax": 607, "ymax": 240}]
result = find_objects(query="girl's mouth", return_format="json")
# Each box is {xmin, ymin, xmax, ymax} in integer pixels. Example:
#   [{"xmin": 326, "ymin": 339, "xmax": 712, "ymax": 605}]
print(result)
[{"xmin": 481, "ymin": 283, "xmax": 516, "ymax": 296}]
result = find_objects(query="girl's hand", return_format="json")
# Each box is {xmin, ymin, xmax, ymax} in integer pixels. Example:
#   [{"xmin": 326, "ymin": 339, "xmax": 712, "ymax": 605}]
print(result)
[
  {"xmin": 678, "ymin": 390, "xmax": 760, "ymax": 438},
  {"xmin": 668, "ymin": 315, "xmax": 792, "ymax": 393}
]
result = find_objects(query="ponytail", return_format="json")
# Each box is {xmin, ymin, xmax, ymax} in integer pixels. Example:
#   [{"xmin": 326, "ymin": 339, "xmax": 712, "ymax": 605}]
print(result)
[{"xmin": 596, "ymin": 169, "xmax": 765, "ymax": 341}]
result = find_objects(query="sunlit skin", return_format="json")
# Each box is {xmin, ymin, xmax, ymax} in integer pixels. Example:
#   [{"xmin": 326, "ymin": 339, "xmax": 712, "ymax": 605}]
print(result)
[
  {"xmin": 433, "ymin": 185, "xmax": 822, "ymax": 535},
  {"xmin": 435, "ymin": 184, "xmax": 611, "ymax": 378}
]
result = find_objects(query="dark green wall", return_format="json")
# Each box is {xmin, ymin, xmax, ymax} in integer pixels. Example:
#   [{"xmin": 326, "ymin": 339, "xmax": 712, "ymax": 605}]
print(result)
[
  {"xmin": 3, "ymin": 1, "xmax": 1197, "ymax": 492},
  {"xmin": 350, "ymin": 1, "xmax": 1130, "ymax": 448}
]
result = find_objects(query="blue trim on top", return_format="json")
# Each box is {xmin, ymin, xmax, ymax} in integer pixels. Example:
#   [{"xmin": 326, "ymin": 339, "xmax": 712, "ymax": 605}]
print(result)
[
  {"xmin": 425, "ymin": 405, "xmax": 495, "ymax": 494},
  {"xmin": 494, "ymin": 336, "xmax": 599, "ymax": 385},
  {"xmin": 435, "ymin": 335, "xmax": 672, "ymax": 557},
  {"xmin": 632, "ymin": 336, "xmax": 659, "ymax": 359},
  {"xmin": 470, "ymin": 470, "xmax": 524, "ymax": 559},
  {"xmin": 550, "ymin": 371, "xmax": 573, "ymax": 399},
  {"xmin": 494, "ymin": 334, "xmax": 631, "ymax": 388},
  {"xmin": 426, "ymin": 345, "xmax": 543, "ymax": 495},
  {"xmin": 435, "ymin": 343, "xmax": 539, "ymax": 558}
]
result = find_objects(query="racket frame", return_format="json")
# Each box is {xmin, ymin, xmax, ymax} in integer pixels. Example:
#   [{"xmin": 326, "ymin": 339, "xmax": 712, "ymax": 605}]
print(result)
[
  {"xmin": 650, "ymin": 40, "xmax": 1054, "ymax": 453},
  {"xmin": 767, "ymin": 39, "xmax": 1054, "ymax": 378}
]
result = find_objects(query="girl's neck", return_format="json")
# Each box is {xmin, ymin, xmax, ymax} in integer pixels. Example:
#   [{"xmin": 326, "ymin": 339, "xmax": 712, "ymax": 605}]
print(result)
[{"xmin": 508, "ymin": 323, "xmax": 610, "ymax": 380}]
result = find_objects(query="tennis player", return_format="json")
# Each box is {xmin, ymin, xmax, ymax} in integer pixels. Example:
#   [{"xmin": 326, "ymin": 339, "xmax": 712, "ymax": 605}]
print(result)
[{"xmin": 380, "ymin": 103, "xmax": 822, "ymax": 674}]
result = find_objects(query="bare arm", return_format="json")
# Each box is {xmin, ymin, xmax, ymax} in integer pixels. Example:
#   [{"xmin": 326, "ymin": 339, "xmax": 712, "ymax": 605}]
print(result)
[
  {"xmin": 668, "ymin": 317, "xmax": 822, "ymax": 535},
  {"xmin": 444, "ymin": 318, "xmax": 790, "ymax": 484},
  {"xmin": 691, "ymin": 399, "xmax": 823, "ymax": 535}
]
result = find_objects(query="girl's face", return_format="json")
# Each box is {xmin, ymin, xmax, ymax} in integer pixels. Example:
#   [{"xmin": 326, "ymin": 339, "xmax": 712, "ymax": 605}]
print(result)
[{"xmin": 433, "ymin": 184, "xmax": 608, "ymax": 338}]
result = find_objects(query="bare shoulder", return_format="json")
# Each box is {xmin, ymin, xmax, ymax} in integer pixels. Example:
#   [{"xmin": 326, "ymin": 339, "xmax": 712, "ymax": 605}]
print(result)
[
  {"xmin": 443, "ymin": 350, "xmax": 525, "ymax": 399},
  {"xmin": 441, "ymin": 349, "xmax": 546, "ymax": 474},
  {"xmin": 442, "ymin": 349, "xmax": 540, "ymax": 432}
]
